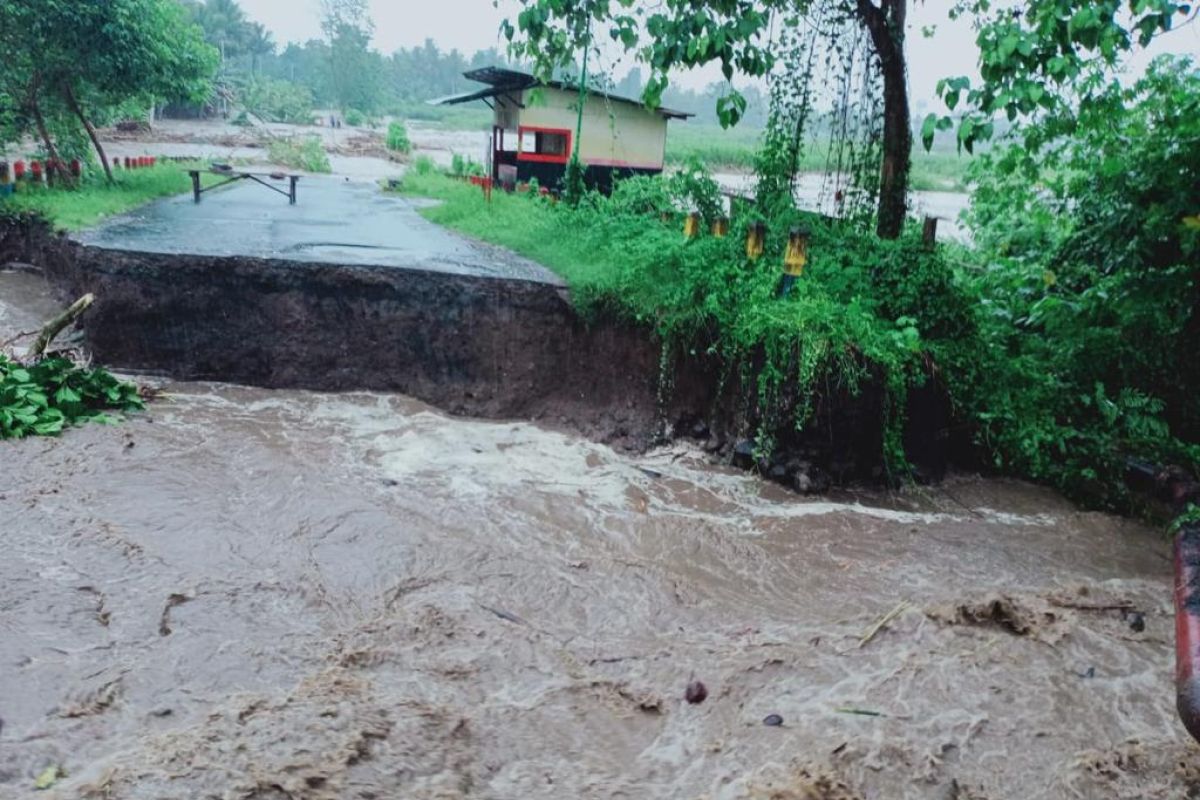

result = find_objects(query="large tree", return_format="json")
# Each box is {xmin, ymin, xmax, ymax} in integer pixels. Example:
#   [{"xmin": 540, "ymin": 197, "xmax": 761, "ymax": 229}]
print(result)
[
  {"xmin": 321, "ymin": 0, "xmax": 381, "ymax": 113},
  {"xmin": 504, "ymin": 0, "xmax": 916, "ymax": 238},
  {"xmin": 0, "ymin": 0, "xmax": 216, "ymax": 183}
]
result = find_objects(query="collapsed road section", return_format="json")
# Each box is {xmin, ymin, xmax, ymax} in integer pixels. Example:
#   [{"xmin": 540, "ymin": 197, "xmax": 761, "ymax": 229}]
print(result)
[{"xmin": 2, "ymin": 178, "xmax": 899, "ymax": 474}]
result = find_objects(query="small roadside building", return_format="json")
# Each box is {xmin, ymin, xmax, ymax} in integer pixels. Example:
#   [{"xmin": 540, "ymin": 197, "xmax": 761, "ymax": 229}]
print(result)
[{"xmin": 432, "ymin": 67, "xmax": 692, "ymax": 193}]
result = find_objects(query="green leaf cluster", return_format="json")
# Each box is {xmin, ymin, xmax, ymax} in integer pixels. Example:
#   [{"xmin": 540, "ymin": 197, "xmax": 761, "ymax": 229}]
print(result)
[
  {"xmin": 0, "ymin": 355, "xmax": 143, "ymax": 439},
  {"xmin": 930, "ymin": 0, "xmax": 1194, "ymax": 152}
]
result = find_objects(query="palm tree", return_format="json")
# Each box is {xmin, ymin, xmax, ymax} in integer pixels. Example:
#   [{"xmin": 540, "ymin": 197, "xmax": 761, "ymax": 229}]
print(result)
[
  {"xmin": 246, "ymin": 22, "xmax": 275, "ymax": 75},
  {"xmin": 196, "ymin": 0, "xmax": 250, "ymax": 65}
]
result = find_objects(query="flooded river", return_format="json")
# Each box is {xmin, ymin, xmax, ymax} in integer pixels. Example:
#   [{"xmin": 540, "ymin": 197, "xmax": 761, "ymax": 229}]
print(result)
[{"xmin": 1, "ymin": 271, "xmax": 1196, "ymax": 798}]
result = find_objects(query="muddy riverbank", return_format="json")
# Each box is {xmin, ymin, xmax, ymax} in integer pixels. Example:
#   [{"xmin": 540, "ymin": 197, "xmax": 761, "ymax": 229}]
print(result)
[
  {"xmin": 4, "ymin": 213, "xmax": 900, "ymax": 471},
  {"xmin": 2, "ymin": 268, "xmax": 1198, "ymax": 799}
]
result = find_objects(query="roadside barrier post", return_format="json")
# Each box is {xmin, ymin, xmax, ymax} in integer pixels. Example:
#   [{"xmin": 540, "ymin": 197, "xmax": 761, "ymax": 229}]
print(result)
[
  {"xmin": 923, "ymin": 216, "xmax": 938, "ymax": 249},
  {"xmin": 745, "ymin": 221, "xmax": 765, "ymax": 261},
  {"xmin": 683, "ymin": 212, "xmax": 701, "ymax": 239},
  {"xmin": 711, "ymin": 216, "xmax": 729, "ymax": 238},
  {"xmin": 779, "ymin": 225, "xmax": 810, "ymax": 298}
]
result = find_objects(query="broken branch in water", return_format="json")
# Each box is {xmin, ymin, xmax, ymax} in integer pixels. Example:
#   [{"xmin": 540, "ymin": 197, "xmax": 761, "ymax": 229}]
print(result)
[
  {"xmin": 29, "ymin": 293, "xmax": 94, "ymax": 358},
  {"xmin": 1046, "ymin": 598, "xmax": 1136, "ymax": 612}
]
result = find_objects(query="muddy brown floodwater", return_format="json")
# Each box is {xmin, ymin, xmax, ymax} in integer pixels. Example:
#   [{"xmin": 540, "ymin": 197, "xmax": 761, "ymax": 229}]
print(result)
[{"xmin": 2, "ymin": 270, "xmax": 1198, "ymax": 799}]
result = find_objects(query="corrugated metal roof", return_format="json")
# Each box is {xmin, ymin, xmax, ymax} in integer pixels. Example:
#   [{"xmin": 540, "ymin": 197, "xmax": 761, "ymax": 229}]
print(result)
[{"xmin": 431, "ymin": 67, "xmax": 694, "ymax": 120}]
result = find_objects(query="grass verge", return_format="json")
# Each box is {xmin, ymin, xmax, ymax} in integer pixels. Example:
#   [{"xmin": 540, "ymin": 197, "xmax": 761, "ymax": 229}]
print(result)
[{"xmin": 0, "ymin": 161, "xmax": 222, "ymax": 231}]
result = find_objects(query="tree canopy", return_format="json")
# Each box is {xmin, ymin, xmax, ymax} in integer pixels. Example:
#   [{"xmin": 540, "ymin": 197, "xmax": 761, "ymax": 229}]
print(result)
[{"xmin": 0, "ymin": 0, "xmax": 217, "ymax": 181}]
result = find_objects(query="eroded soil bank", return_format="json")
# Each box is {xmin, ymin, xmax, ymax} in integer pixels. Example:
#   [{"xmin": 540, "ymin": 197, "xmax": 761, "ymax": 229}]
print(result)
[
  {"xmin": 1, "ymin": 269, "xmax": 1198, "ymax": 799},
  {"xmin": 3, "ymin": 215, "xmax": 894, "ymax": 473}
]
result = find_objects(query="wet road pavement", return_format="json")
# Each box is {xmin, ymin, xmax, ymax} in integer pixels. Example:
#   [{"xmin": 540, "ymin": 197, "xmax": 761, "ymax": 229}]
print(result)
[{"xmin": 75, "ymin": 176, "xmax": 563, "ymax": 284}]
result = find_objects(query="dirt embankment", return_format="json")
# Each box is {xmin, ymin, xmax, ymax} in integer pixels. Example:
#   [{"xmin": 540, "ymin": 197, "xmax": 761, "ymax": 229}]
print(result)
[{"xmin": 4, "ymin": 215, "xmax": 913, "ymax": 478}]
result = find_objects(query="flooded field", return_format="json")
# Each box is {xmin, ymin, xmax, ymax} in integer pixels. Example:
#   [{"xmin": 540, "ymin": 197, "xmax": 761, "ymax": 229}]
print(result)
[{"xmin": 2, "ymin": 270, "xmax": 1196, "ymax": 799}]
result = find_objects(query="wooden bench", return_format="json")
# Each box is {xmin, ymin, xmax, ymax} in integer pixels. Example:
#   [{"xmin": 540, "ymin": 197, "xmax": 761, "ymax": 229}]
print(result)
[{"xmin": 188, "ymin": 166, "xmax": 300, "ymax": 205}]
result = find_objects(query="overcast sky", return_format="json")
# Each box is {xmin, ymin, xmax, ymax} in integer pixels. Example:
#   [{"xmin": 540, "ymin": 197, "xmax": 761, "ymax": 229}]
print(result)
[{"xmin": 237, "ymin": 0, "xmax": 1199, "ymax": 113}]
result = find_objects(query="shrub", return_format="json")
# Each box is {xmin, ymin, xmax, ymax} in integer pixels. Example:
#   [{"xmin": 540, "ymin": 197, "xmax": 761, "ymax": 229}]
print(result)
[
  {"xmin": 385, "ymin": 121, "xmax": 411, "ymax": 154},
  {"xmin": 344, "ymin": 108, "xmax": 365, "ymax": 127},
  {"xmin": 411, "ymin": 155, "xmax": 436, "ymax": 176},
  {"xmin": 449, "ymin": 152, "xmax": 483, "ymax": 178}
]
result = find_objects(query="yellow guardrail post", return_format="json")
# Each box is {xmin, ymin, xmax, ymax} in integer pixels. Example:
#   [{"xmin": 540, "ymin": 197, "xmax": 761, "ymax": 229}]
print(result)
[
  {"xmin": 780, "ymin": 225, "xmax": 810, "ymax": 297},
  {"xmin": 745, "ymin": 221, "xmax": 765, "ymax": 261}
]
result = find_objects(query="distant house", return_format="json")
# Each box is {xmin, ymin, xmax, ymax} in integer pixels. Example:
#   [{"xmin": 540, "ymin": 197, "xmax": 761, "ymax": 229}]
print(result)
[{"xmin": 432, "ymin": 67, "xmax": 692, "ymax": 193}]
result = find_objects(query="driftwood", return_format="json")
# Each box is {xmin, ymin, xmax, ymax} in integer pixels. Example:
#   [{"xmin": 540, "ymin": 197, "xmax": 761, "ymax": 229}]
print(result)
[
  {"xmin": 29, "ymin": 293, "xmax": 93, "ymax": 358},
  {"xmin": 858, "ymin": 600, "xmax": 912, "ymax": 648}
]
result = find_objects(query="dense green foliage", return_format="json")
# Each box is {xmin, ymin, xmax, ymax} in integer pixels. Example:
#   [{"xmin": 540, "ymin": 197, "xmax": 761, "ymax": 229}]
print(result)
[
  {"xmin": 0, "ymin": 354, "xmax": 143, "ymax": 439},
  {"xmin": 930, "ymin": 1, "xmax": 1196, "ymax": 152},
  {"xmin": 0, "ymin": 0, "xmax": 217, "ymax": 180},
  {"xmin": 0, "ymin": 162, "xmax": 220, "ymax": 231},
  {"xmin": 943, "ymin": 57, "xmax": 1200, "ymax": 508},
  {"xmin": 400, "ymin": 54, "xmax": 1200, "ymax": 510},
  {"xmin": 400, "ymin": 169, "xmax": 945, "ymax": 476},
  {"xmin": 239, "ymin": 77, "xmax": 315, "ymax": 124},
  {"xmin": 267, "ymin": 136, "xmax": 332, "ymax": 173},
  {"xmin": 177, "ymin": 0, "xmax": 768, "ymax": 124}
]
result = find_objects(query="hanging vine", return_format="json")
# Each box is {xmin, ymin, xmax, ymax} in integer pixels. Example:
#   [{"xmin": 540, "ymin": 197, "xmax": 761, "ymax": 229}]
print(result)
[{"xmin": 755, "ymin": 3, "xmax": 884, "ymax": 229}]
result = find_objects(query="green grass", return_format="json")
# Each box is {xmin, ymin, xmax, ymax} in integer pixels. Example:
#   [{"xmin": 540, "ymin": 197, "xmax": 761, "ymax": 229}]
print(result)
[
  {"xmin": 665, "ymin": 123, "xmax": 974, "ymax": 191},
  {"xmin": 665, "ymin": 124, "xmax": 764, "ymax": 170},
  {"xmin": 0, "ymin": 161, "xmax": 221, "ymax": 230},
  {"xmin": 396, "ymin": 172, "xmax": 622, "ymax": 289}
]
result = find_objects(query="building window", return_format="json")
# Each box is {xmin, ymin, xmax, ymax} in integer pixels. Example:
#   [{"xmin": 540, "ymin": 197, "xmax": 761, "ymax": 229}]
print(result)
[{"xmin": 517, "ymin": 126, "xmax": 572, "ymax": 164}]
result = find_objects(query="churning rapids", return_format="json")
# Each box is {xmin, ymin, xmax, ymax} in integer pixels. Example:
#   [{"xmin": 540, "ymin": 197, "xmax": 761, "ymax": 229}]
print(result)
[{"xmin": 1, "ymin": 270, "xmax": 1197, "ymax": 799}]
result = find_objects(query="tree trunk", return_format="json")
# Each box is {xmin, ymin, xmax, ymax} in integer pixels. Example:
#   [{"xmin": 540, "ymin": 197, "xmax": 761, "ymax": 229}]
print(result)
[
  {"xmin": 857, "ymin": 0, "xmax": 911, "ymax": 240},
  {"xmin": 61, "ymin": 83, "xmax": 114, "ymax": 183},
  {"xmin": 28, "ymin": 83, "xmax": 74, "ymax": 188}
]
